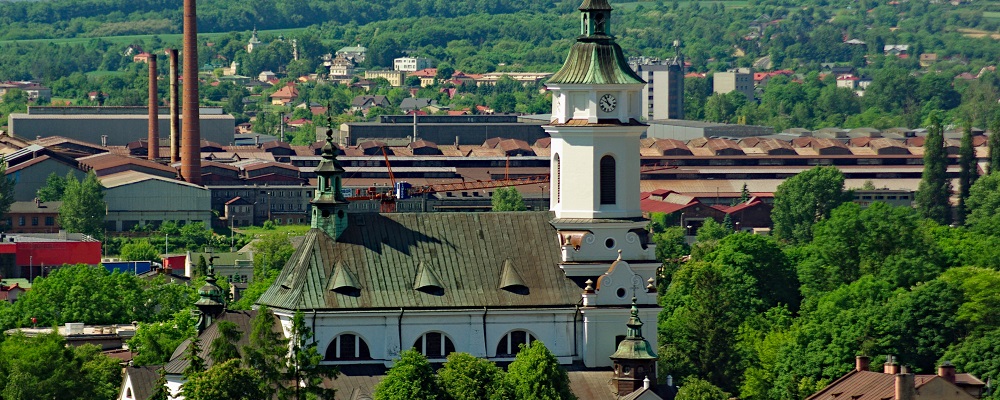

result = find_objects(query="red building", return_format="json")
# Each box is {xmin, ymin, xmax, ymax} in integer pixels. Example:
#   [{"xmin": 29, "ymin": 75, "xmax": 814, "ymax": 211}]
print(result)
[{"xmin": 0, "ymin": 233, "xmax": 102, "ymax": 280}]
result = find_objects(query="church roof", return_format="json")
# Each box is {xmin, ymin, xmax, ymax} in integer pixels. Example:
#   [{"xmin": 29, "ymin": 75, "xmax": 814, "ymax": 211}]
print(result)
[
  {"xmin": 257, "ymin": 211, "xmax": 584, "ymax": 311},
  {"xmin": 548, "ymin": 41, "xmax": 644, "ymax": 85}
]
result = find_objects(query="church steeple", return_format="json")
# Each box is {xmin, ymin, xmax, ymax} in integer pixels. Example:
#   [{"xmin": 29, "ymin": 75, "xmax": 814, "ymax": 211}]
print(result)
[
  {"xmin": 194, "ymin": 258, "xmax": 225, "ymax": 332},
  {"xmin": 579, "ymin": 0, "xmax": 613, "ymax": 36},
  {"xmin": 610, "ymin": 297, "xmax": 658, "ymax": 396},
  {"xmin": 311, "ymin": 120, "xmax": 349, "ymax": 239}
]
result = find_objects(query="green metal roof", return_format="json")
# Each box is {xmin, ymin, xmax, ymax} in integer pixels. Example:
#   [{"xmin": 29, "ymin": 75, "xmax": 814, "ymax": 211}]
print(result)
[
  {"xmin": 610, "ymin": 300, "xmax": 658, "ymax": 360},
  {"xmin": 579, "ymin": 0, "xmax": 613, "ymax": 10},
  {"xmin": 548, "ymin": 39, "xmax": 644, "ymax": 85},
  {"xmin": 257, "ymin": 212, "xmax": 584, "ymax": 310}
]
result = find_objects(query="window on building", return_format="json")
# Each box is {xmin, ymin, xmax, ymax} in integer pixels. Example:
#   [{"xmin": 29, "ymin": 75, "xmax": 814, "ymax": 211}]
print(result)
[
  {"xmin": 600, "ymin": 155, "xmax": 616, "ymax": 205},
  {"xmin": 496, "ymin": 330, "xmax": 536, "ymax": 357},
  {"xmin": 413, "ymin": 332, "xmax": 455, "ymax": 359},
  {"xmin": 18, "ymin": 217, "xmax": 25, "ymax": 226},
  {"xmin": 31, "ymin": 217, "xmax": 39, "ymax": 226},
  {"xmin": 325, "ymin": 333, "xmax": 372, "ymax": 361},
  {"xmin": 553, "ymin": 154, "xmax": 561, "ymax": 204},
  {"xmin": 44, "ymin": 216, "xmax": 55, "ymax": 226}
]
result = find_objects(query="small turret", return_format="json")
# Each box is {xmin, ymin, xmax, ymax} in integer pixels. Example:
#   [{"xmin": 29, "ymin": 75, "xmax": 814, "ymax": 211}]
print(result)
[
  {"xmin": 194, "ymin": 258, "xmax": 224, "ymax": 332},
  {"xmin": 310, "ymin": 115, "xmax": 350, "ymax": 239},
  {"xmin": 610, "ymin": 297, "xmax": 659, "ymax": 396}
]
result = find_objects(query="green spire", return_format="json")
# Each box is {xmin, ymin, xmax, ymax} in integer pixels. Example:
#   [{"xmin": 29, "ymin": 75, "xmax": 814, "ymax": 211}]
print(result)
[
  {"xmin": 610, "ymin": 297, "xmax": 658, "ymax": 360},
  {"xmin": 311, "ymin": 112, "xmax": 350, "ymax": 239},
  {"xmin": 548, "ymin": 0, "xmax": 643, "ymax": 85}
]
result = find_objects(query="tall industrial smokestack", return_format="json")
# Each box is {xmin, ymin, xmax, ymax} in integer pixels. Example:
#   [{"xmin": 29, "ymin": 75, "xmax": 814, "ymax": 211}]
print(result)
[
  {"xmin": 147, "ymin": 54, "xmax": 159, "ymax": 160},
  {"xmin": 169, "ymin": 49, "xmax": 180, "ymax": 164},
  {"xmin": 181, "ymin": 0, "xmax": 201, "ymax": 184}
]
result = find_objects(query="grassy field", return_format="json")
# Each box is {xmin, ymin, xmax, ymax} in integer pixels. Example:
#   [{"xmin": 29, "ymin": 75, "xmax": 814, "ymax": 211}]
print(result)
[
  {"xmin": 984, "ymin": 11, "xmax": 1000, "ymax": 19},
  {"xmin": 235, "ymin": 224, "xmax": 312, "ymax": 237},
  {"xmin": 0, "ymin": 27, "xmax": 309, "ymax": 46}
]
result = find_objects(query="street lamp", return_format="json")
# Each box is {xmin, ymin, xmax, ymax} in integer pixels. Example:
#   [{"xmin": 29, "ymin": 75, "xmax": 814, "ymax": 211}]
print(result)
[
  {"xmin": 735, "ymin": 221, "xmax": 741, "ymax": 232},
  {"xmin": 29, "ymin": 255, "xmax": 32, "ymax": 282}
]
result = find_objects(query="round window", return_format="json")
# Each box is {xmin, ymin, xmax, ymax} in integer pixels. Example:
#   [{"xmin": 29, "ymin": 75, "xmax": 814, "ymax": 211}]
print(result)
[
  {"xmin": 616, "ymin": 288, "xmax": 626, "ymax": 298},
  {"xmin": 321, "ymin": 210, "xmax": 330, "ymax": 218},
  {"xmin": 337, "ymin": 210, "xmax": 345, "ymax": 218},
  {"xmin": 605, "ymin": 238, "xmax": 615, "ymax": 249}
]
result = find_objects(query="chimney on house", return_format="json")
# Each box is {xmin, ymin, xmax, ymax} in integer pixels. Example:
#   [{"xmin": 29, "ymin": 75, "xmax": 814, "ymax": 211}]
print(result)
[
  {"xmin": 147, "ymin": 53, "xmax": 159, "ymax": 160},
  {"xmin": 895, "ymin": 373, "xmax": 916, "ymax": 400},
  {"xmin": 938, "ymin": 361, "xmax": 957, "ymax": 384},
  {"xmin": 168, "ymin": 49, "xmax": 180, "ymax": 164},
  {"xmin": 884, "ymin": 356, "xmax": 901, "ymax": 375},
  {"xmin": 181, "ymin": 0, "xmax": 202, "ymax": 184},
  {"xmin": 856, "ymin": 355, "xmax": 871, "ymax": 372}
]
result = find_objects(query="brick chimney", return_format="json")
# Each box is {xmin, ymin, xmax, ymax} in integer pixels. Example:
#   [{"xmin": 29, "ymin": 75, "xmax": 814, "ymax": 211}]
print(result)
[
  {"xmin": 856, "ymin": 355, "xmax": 871, "ymax": 372},
  {"xmin": 168, "ymin": 48, "xmax": 180, "ymax": 164},
  {"xmin": 147, "ymin": 53, "xmax": 159, "ymax": 160},
  {"xmin": 938, "ymin": 361, "xmax": 957, "ymax": 384},
  {"xmin": 181, "ymin": 0, "xmax": 202, "ymax": 184},
  {"xmin": 884, "ymin": 356, "xmax": 900, "ymax": 374},
  {"xmin": 895, "ymin": 373, "xmax": 915, "ymax": 400}
]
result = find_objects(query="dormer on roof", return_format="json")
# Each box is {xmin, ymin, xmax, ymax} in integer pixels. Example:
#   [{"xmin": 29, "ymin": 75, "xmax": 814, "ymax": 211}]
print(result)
[
  {"xmin": 328, "ymin": 261, "xmax": 361, "ymax": 295},
  {"xmin": 413, "ymin": 262, "xmax": 444, "ymax": 294},
  {"xmin": 499, "ymin": 259, "xmax": 528, "ymax": 292}
]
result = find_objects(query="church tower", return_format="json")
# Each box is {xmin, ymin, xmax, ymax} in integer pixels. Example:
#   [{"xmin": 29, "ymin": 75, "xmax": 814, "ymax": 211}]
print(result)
[
  {"xmin": 311, "ymin": 125, "xmax": 349, "ymax": 240},
  {"xmin": 545, "ymin": 0, "xmax": 660, "ymax": 368}
]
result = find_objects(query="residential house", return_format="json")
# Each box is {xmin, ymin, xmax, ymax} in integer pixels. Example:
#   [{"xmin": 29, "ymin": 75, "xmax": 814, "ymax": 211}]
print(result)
[
  {"xmin": 807, "ymin": 357, "xmax": 985, "ymax": 400},
  {"xmin": 399, "ymin": 98, "xmax": 438, "ymax": 112},
  {"xmin": 919, "ymin": 53, "xmax": 938, "ymax": 67},
  {"xmin": 350, "ymin": 95, "xmax": 391, "ymax": 113},
  {"xmin": 258, "ymin": 71, "xmax": 277, "ymax": 83},
  {"xmin": 884, "ymin": 44, "xmax": 910, "ymax": 58},
  {"xmin": 269, "ymin": 84, "xmax": 298, "ymax": 106},
  {"xmin": 336, "ymin": 44, "xmax": 367, "ymax": 63},
  {"xmin": 326, "ymin": 54, "xmax": 355, "ymax": 83},
  {"xmin": 409, "ymin": 68, "xmax": 439, "ymax": 87},
  {"xmin": 132, "ymin": 52, "xmax": 153, "ymax": 63}
]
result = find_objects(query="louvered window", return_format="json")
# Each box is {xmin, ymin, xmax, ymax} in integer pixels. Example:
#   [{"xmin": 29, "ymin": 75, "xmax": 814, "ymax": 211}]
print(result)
[
  {"xmin": 496, "ymin": 330, "xmax": 536, "ymax": 357},
  {"xmin": 600, "ymin": 155, "xmax": 616, "ymax": 204},
  {"xmin": 325, "ymin": 334, "xmax": 372, "ymax": 361}
]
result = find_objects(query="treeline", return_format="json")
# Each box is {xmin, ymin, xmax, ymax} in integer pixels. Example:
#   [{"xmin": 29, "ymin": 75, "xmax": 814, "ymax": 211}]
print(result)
[
  {"xmin": 654, "ymin": 167, "xmax": 1000, "ymax": 399},
  {"xmin": 0, "ymin": 0, "xmax": 577, "ymax": 40}
]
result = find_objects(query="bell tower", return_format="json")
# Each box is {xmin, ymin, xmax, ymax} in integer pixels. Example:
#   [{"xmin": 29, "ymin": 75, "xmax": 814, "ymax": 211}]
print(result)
[
  {"xmin": 610, "ymin": 297, "xmax": 659, "ymax": 396},
  {"xmin": 311, "ymin": 124, "xmax": 349, "ymax": 240}
]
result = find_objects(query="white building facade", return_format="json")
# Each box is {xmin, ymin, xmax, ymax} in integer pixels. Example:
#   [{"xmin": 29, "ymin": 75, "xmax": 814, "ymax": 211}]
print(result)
[{"xmin": 393, "ymin": 57, "xmax": 432, "ymax": 72}]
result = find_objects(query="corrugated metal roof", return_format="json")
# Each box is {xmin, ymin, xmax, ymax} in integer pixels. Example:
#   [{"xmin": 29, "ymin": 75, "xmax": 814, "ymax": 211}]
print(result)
[
  {"xmin": 99, "ymin": 170, "xmax": 205, "ymax": 190},
  {"xmin": 257, "ymin": 212, "xmax": 583, "ymax": 311}
]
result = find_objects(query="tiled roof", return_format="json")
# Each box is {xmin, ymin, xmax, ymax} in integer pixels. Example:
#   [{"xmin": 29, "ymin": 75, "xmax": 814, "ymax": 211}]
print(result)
[
  {"xmin": 9, "ymin": 201, "xmax": 61, "ymax": 213},
  {"xmin": 257, "ymin": 212, "xmax": 583, "ymax": 311}
]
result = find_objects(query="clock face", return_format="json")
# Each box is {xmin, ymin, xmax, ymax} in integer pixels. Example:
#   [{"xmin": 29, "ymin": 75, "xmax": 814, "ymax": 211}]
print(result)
[{"xmin": 599, "ymin": 94, "xmax": 617, "ymax": 112}]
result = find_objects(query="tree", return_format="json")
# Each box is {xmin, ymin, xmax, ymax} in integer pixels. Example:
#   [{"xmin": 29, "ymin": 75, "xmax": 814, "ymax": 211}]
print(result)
[
  {"xmin": 958, "ymin": 121, "xmax": 978, "ymax": 225},
  {"xmin": 233, "ymin": 232, "xmax": 295, "ymax": 309},
  {"xmin": 374, "ymin": 349, "xmax": 444, "ymax": 400},
  {"xmin": 439, "ymin": 352, "xmax": 512, "ymax": 400},
  {"xmin": 182, "ymin": 359, "xmax": 266, "ymax": 400},
  {"xmin": 492, "ymin": 187, "xmax": 527, "ymax": 211},
  {"xmin": 243, "ymin": 306, "xmax": 288, "ymax": 394},
  {"xmin": 129, "ymin": 310, "xmax": 197, "ymax": 366},
  {"xmin": 505, "ymin": 341, "xmax": 576, "ymax": 400},
  {"xmin": 696, "ymin": 218, "xmax": 730, "ymax": 242},
  {"xmin": 772, "ymin": 166, "xmax": 849, "ymax": 244},
  {"xmin": 59, "ymin": 171, "xmax": 106, "ymax": 239},
  {"xmin": 916, "ymin": 111, "xmax": 952, "ymax": 225},
  {"xmin": 183, "ymin": 335, "xmax": 206, "ymax": 380},
  {"xmin": 281, "ymin": 311, "xmax": 338, "ymax": 400},
  {"xmin": 36, "ymin": 171, "xmax": 69, "ymax": 202},
  {"xmin": 149, "ymin": 369, "xmax": 170, "ymax": 400},
  {"xmin": 0, "ymin": 333, "xmax": 120, "ymax": 400},
  {"xmin": 702, "ymin": 233, "xmax": 800, "ymax": 311},
  {"xmin": 0, "ymin": 158, "xmax": 14, "ymax": 220},
  {"xmin": 676, "ymin": 378, "xmax": 729, "ymax": 400},
  {"xmin": 120, "ymin": 239, "xmax": 160, "ymax": 262},
  {"xmin": 989, "ymin": 114, "xmax": 1000, "ymax": 174},
  {"xmin": 965, "ymin": 172, "xmax": 1000, "ymax": 235},
  {"xmin": 208, "ymin": 320, "xmax": 242, "ymax": 365}
]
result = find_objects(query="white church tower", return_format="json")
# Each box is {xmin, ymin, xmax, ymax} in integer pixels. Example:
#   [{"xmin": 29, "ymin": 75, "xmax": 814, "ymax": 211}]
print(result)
[{"xmin": 545, "ymin": 0, "xmax": 661, "ymax": 367}]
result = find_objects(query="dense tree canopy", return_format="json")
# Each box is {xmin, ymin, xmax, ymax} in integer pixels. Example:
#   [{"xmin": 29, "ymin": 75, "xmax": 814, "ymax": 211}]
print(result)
[{"xmin": 771, "ymin": 166, "xmax": 849, "ymax": 244}]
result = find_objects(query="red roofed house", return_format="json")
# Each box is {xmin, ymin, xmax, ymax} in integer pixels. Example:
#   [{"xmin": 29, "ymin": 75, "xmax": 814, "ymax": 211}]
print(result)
[
  {"xmin": 807, "ymin": 356, "xmax": 985, "ymax": 400},
  {"xmin": 133, "ymin": 52, "xmax": 153, "ymax": 63},
  {"xmin": 270, "ymin": 85, "xmax": 299, "ymax": 106}
]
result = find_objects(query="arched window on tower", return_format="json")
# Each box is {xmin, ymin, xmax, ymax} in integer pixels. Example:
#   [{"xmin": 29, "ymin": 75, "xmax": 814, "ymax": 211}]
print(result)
[
  {"xmin": 553, "ymin": 154, "xmax": 561, "ymax": 204},
  {"xmin": 413, "ymin": 332, "xmax": 455, "ymax": 359},
  {"xmin": 325, "ymin": 333, "xmax": 372, "ymax": 361},
  {"xmin": 600, "ymin": 155, "xmax": 616, "ymax": 205},
  {"xmin": 595, "ymin": 13, "xmax": 606, "ymax": 34},
  {"xmin": 496, "ymin": 330, "xmax": 536, "ymax": 357}
]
